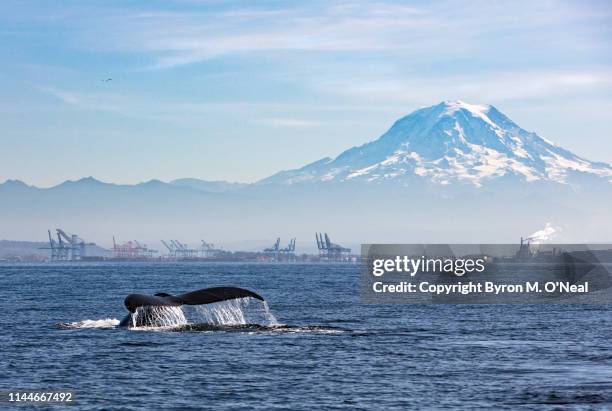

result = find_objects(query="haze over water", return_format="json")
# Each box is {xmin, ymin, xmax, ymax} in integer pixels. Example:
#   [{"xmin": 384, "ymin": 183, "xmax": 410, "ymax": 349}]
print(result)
[{"xmin": 2, "ymin": 262, "xmax": 612, "ymax": 409}]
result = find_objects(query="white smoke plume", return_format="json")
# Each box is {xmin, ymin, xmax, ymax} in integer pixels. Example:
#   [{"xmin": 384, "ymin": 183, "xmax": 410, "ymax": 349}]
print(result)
[{"xmin": 526, "ymin": 223, "xmax": 561, "ymax": 244}]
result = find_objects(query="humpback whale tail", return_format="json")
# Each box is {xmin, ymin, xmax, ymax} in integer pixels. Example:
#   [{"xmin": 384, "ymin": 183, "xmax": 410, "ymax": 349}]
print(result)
[
  {"xmin": 120, "ymin": 287, "xmax": 265, "ymax": 328},
  {"xmin": 124, "ymin": 286, "xmax": 264, "ymax": 313}
]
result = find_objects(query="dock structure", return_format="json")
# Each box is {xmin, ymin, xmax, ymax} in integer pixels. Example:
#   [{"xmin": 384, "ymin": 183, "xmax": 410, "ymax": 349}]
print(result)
[
  {"xmin": 263, "ymin": 238, "xmax": 281, "ymax": 256},
  {"xmin": 263, "ymin": 237, "xmax": 296, "ymax": 261},
  {"xmin": 35, "ymin": 229, "xmax": 357, "ymax": 263},
  {"xmin": 200, "ymin": 241, "xmax": 223, "ymax": 258},
  {"xmin": 41, "ymin": 228, "xmax": 95, "ymax": 261},
  {"xmin": 112, "ymin": 237, "xmax": 157, "ymax": 259},
  {"xmin": 315, "ymin": 232, "xmax": 351, "ymax": 261},
  {"xmin": 162, "ymin": 239, "xmax": 222, "ymax": 259},
  {"xmin": 282, "ymin": 238, "xmax": 296, "ymax": 255},
  {"xmin": 162, "ymin": 240, "xmax": 196, "ymax": 259}
]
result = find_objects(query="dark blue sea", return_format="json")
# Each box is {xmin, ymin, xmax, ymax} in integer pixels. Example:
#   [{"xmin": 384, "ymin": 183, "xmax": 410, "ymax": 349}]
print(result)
[{"xmin": 2, "ymin": 263, "xmax": 612, "ymax": 410}]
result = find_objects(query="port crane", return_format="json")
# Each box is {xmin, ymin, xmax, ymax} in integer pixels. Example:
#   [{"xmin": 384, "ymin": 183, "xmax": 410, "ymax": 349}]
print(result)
[
  {"xmin": 264, "ymin": 238, "xmax": 281, "ymax": 253},
  {"xmin": 40, "ymin": 228, "xmax": 95, "ymax": 261},
  {"xmin": 200, "ymin": 241, "xmax": 222, "ymax": 258},
  {"xmin": 112, "ymin": 237, "xmax": 157, "ymax": 259},
  {"xmin": 161, "ymin": 240, "xmax": 199, "ymax": 259},
  {"xmin": 315, "ymin": 232, "xmax": 351, "ymax": 261},
  {"xmin": 281, "ymin": 238, "xmax": 296, "ymax": 253},
  {"xmin": 263, "ymin": 237, "xmax": 296, "ymax": 260}
]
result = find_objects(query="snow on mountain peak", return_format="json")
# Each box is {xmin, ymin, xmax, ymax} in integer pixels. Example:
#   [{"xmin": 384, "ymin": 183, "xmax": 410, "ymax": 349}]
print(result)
[
  {"xmin": 258, "ymin": 101, "xmax": 612, "ymax": 187},
  {"xmin": 442, "ymin": 100, "xmax": 490, "ymax": 114}
]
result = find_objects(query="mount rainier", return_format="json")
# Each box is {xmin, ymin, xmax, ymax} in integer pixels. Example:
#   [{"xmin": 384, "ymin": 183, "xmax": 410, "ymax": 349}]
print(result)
[
  {"xmin": 2, "ymin": 101, "xmax": 612, "ymax": 243},
  {"xmin": 259, "ymin": 101, "xmax": 612, "ymax": 187}
]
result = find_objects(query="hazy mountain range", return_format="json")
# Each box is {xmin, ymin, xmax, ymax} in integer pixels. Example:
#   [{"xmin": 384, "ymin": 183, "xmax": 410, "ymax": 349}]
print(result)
[
  {"xmin": 2, "ymin": 101, "xmax": 611, "ymax": 249},
  {"xmin": 170, "ymin": 178, "xmax": 248, "ymax": 193}
]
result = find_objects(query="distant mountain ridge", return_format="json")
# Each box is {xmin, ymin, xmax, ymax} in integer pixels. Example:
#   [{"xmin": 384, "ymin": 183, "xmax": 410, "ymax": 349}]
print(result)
[
  {"xmin": 0, "ymin": 177, "xmax": 246, "ymax": 194},
  {"xmin": 170, "ymin": 178, "xmax": 249, "ymax": 193},
  {"xmin": 5, "ymin": 102, "xmax": 611, "ymax": 191},
  {"xmin": 258, "ymin": 101, "xmax": 612, "ymax": 187}
]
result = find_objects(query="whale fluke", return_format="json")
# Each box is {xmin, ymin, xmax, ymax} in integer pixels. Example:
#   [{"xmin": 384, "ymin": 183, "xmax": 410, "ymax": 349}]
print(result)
[
  {"xmin": 124, "ymin": 286, "xmax": 264, "ymax": 313},
  {"xmin": 177, "ymin": 286, "xmax": 264, "ymax": 306},
  {"xmin": 119, "ymin": 286, "xmax": 265, "ymax": 328}
]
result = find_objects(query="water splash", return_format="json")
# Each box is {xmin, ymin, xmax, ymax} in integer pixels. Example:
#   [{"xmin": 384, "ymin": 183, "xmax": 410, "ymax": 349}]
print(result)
[
  {"xmin": 61, "ymin": 298, "xmax": 280, "ymax": 330},
  {"xmin": 59, "ymin": 318, "xmax": 120, "ymax": 329},
  {"xmin": 195, "ymin": 298, "xmax": 246, "ymax": 325},
  {"xmin": 131, "ymin": 306, "xmax": 187, "ymax": 328},
  {"xmin": 262, "ymin": 301, "xmax": 280, "ymax": 326},
  {"xmin": 191, "ymin": 298, "xmax": 281, "ymax": 327}
]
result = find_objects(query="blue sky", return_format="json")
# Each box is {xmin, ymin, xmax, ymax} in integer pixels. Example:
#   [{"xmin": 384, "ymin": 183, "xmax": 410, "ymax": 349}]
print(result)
[{"xmin": 1, "ymin": 0, "xmax": 611, "ymax": 186}]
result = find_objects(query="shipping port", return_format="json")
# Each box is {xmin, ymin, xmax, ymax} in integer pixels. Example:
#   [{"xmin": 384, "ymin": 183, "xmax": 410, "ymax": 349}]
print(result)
[{"xmin": 22, "ymin": 229, "xmax": 358, "ymax": 263}]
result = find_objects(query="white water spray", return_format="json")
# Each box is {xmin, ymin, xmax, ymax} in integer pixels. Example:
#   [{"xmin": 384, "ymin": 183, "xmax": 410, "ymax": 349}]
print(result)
[
  {"xmin": 62, "ymin": 298, "xmax": 280, "ymax": 330},
  {"xmin": 61, "ymin": 318, "xmax": 120, "ymax": 329},
  {"xmin": 191, "ymin": 298, "xmax": 280, "ymax": 326},
  {"xmin": 131, "ymin": 306, "xmax": 188, "ymax": 328},
  {"xmin": 262, "ymin": 301, "xmax": 279, "ymax": 326}
]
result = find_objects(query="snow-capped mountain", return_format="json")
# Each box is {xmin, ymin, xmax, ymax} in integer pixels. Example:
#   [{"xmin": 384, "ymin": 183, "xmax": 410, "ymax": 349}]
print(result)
[
  {"xmin": 258, "ymin": 101, "xmax": 612, "ymax": 187},
  {"xmin": 3, "ymin": 101, "xmax": 612, "ymax": 243}
]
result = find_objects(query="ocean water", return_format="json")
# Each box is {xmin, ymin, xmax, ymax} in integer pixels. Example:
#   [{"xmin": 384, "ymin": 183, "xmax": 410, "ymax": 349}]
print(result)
[{"xmin": 2, "ymin": 263, "xmax": 612, "ymax": 410}]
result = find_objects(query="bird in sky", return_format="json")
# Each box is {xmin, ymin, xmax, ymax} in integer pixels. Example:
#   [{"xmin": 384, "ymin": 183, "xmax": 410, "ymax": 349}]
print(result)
[{"xmin": 101, "ymin": 78, "xmax": 112, "ymax": 82}]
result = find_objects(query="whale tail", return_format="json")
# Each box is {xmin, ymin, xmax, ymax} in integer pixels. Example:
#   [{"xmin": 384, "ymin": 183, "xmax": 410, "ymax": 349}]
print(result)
[
  {"xmin": 177, "ymin": 286, "xmax": 264, "ymax": 306},
  {"xmin": 124, "ymin": 286, "xmax": 264, "ymax": 313}
]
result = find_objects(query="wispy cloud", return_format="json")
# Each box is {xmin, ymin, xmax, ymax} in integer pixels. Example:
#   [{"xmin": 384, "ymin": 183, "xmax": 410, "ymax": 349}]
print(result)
[
  {"xmin": 317, "ymin": 69, "xmax": 612, "ymax": 103},
  {"xmin": 261, "ymin": 118, "xmax": 321, "ymax": 128},
  {"xmin": 105, "ymin": 4, "xmax": 432, "ymax": 69},
  {"xmin": 37, "ymin": 86, "xmax": 82, "ymax": 106},
  {"xmin": 49, "ymin": 0, "xmax": 611, "ymax": 70},
  {"xmin": 35, "ymin": 85, "xmax": 127, "ymax": 113}
]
